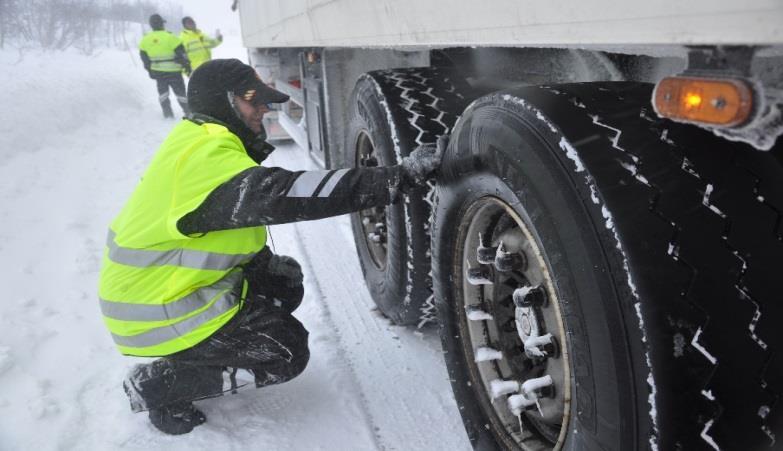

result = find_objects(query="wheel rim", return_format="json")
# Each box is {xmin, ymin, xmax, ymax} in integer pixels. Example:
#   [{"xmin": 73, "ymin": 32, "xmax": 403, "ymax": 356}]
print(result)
[
  {"xmin": 457, "ymin": 196, "xmax": 571, "ymax": 450},
  {"xmin": 355, "ymin": 130, "xmax": 388, "ymax": 269}
]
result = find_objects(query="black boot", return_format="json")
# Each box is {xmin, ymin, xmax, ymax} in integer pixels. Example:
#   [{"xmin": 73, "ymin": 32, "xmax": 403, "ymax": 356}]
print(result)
[{"xmin": 148, "ymin": 401, "xmax": 206, "ymax": 435}]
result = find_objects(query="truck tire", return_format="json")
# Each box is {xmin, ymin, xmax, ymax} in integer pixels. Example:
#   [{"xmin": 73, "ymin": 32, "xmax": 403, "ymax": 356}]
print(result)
[
  {"xmin": 433, "ymin": 82, "xmax": 782, "ymax": 450},
  {"xmin": 347, "ymin": 67, "xmax": 475, "ymax": 325}
]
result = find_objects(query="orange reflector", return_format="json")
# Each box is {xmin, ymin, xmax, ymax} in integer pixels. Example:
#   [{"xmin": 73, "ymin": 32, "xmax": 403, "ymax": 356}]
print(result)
[{"xmin": 653, "ymin": 76, "xmax": 753, "ymax": 127}]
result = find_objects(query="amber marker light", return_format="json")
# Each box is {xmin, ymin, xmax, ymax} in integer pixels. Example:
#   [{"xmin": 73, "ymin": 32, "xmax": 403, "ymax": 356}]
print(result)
[{"xmin": 653, "ymin": 76, "xmax": 753, "ymax": 127}]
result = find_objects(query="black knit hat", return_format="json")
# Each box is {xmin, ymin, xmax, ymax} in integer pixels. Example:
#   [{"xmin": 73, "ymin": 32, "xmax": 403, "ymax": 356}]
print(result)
[{"xmin": 149, "ymin": 14, "xmax": 165, "ymax": 29}]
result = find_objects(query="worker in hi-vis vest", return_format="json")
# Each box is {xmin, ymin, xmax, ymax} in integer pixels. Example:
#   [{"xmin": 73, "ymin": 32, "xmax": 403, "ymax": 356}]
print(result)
[
  {"xmin": 179, "ymin": 16, "xmax": 222, "ymax": 72},
  {"xmin": 98, "ymin": 59, "xmax": 446, "ymax": 435},
  {"xmin": 139, "ymin": 14, "xmax": 191, "ymax": 118}
]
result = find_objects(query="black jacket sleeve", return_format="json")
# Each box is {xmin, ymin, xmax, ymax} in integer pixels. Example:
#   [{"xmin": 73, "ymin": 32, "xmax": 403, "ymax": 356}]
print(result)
[
  {"xmin": 139, "ymin": 50, "xmax": 151, "ymax": 72},
  {"xmin": 174, "ymin": 44, "xmax": 191, "ymax": 73},
  {"xmin": 177, "ymin": 165, "xmax": 410, "ymax": 235}
]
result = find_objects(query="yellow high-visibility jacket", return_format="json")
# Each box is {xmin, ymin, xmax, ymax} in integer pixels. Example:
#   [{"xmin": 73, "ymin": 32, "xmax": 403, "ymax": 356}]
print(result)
[
  {"xmin": 139, "ymin": 30, "xmax": 187, "ymax": 73},
  {"xmin": 179, "ymin": 29, "xmax": 221, "ymax": 71},
  {"xmin": 98, "ymin": 120, "xmax": 266, "ymax": 357}
]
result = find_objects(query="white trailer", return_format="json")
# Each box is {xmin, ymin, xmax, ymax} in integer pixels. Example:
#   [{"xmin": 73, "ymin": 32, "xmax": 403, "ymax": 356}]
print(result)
[{"xmin": 239, "ymin": 2, "xmax": 783, "ymax": 450}]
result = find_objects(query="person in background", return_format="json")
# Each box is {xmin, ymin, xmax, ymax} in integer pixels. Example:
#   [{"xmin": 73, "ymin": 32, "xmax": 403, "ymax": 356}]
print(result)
[
  {"xmin": 179, "ymin": 16, "xmax": 223, "ymax": 72},
  {"xmin": 139, "ymin": 14, "xmax": 191, "ymax": 118},
  {"xmin": 98, "ymin": 59, "xmax": 446, "ymax": 435}
]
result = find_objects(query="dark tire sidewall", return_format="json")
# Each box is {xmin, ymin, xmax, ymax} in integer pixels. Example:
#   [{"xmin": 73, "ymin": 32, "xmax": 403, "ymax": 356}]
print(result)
[
  {"xmin": 434, "ymin": 100, "xmax": 647, "ymax": 450},
  {"xmin": 348, "ymin": 77, "xmax": 413, "ymax": 324}
]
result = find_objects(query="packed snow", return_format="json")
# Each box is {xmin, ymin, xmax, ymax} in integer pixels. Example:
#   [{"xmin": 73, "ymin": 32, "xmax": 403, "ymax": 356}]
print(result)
[{"xmin": 0, "ymin": 28, "xmax": 470, "ymax": 451}]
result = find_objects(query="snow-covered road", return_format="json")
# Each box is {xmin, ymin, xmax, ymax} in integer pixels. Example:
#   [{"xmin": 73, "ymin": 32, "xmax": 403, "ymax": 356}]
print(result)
[{"xmin": 0, "ymin": 42, "xmax": 471, "ymax": 450}]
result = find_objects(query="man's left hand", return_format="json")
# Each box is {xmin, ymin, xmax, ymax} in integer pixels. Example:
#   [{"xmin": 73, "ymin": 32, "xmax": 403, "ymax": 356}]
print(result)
[
  {"xmin": 263, "ymin": 254, "xmax": 304, "ymax": 313},
  {"xmin": 267, "ymin": 254, "xmax": 304, "ymax": 288}
]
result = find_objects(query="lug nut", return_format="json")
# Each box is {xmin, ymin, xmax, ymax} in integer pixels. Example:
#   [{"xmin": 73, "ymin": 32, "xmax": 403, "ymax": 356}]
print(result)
[
  {"xmin": 508, "ymin": 393, "xmax": 537, "ymax": 416},
  {"xmin": 477, "ymin": 233, "xmax": 497, "ymax": 265},
  {"xmin": 490, "ymin": 379, "xmax": 520, "ymax": 399},
  {"xmin": 493, "ymin": 244, "xmax": 514, "ymax": 272},
  {"xmin": 513, "ymin": 285, "xmax": 547, "ymax": 307},
  {"xmin": 368, "ymin": 232, "xmax": 384, "ymax": 243},
  {"xmin": 523, "ymin": 333, "xmax": 559, "ymax": 359},
  {"xmin": 495, "ymin": 242, "xmax": 527, "ymax": 272},
  {"xmin": 467, "ymin": 265, "xmax": 493, "ymax": 285},
  {"xmin": 521, "ymin": 375, "xmax": 554, "ymax": 398}
]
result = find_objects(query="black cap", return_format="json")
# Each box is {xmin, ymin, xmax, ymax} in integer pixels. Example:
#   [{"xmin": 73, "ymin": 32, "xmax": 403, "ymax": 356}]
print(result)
[
  {"xmin": 189, "ymin": 58, "xmax": 289, "ymax": 108},
  {"xmin": 149, "ymin": 14, "xmax": 165, "ymax": 29},
  {"xmin": 188, "ymin": 59, "xmax": 289, "ymax": 149}
]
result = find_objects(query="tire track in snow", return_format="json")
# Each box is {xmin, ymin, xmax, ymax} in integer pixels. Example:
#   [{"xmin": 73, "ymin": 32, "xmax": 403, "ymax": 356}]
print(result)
[
  {"xmin": 285, "ymin": 225, "xmax": 383, "ymax": 451},
  {"xmin": 286, "ymin": 216, "xmax": 470, "ymax": 450}
]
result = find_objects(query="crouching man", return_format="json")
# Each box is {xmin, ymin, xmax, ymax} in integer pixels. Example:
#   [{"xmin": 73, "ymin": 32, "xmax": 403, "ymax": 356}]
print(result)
[{"xmin": 97, "ymin": 59, "xmax": 446, "ymax": 434}]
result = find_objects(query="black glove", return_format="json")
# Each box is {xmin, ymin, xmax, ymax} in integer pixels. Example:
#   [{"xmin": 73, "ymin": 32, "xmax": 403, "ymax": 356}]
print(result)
[
  {"xmin": 265, "ymin": 254, "xmax": 304, "ymax": 313},
  {"xmin": 400, "ymin": 134, "xmax": 448, "ymax": 185},
  {"xmin": 243, "ymin": 248, "xmax": 304, "ymax": 313}
]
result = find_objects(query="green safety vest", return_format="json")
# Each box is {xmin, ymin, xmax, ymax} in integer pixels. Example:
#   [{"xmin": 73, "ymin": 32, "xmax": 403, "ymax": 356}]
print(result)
[
  {"xmin": 99, "ymin": 120, "xmax": 266, "ymax": 357},
  {"xmin": 179, "ymin": 29, "xmax": 220, "ymax": 71},
  {"xmin": 139, "ymin": 30, "xmax": 185, "ymax": 73}
]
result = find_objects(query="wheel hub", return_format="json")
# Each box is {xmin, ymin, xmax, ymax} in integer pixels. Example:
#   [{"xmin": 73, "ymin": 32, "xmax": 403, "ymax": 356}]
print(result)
[
  {"xmin": 458, "ymin": 196, "xmax": 571, "ymax": 449},
  {"xmin": 355, "ymin": 131, "xmax": 387, "ymax": 269}
]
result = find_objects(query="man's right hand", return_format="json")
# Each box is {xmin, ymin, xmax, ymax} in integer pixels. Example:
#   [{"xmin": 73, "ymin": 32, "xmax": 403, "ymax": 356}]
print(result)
[{"xmin": 400, "ymin": 134, "xmax": 448, "ymax": 185}]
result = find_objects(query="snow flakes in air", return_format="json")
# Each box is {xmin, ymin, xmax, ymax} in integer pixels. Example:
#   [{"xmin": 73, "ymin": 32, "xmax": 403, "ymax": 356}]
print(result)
[{"xmin": 0, "ymin": 345, "xmax": 12, "ymax": 374}]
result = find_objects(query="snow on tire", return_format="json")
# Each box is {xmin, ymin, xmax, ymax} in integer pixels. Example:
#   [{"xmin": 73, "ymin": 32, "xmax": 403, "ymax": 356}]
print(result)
[
  {"xmin": 347, "ymin": 67, "xmax": 476, "ymax": 325},
  {"xmin": 433, "ymin": 82, "xmax": 783, "ymax": 450}
]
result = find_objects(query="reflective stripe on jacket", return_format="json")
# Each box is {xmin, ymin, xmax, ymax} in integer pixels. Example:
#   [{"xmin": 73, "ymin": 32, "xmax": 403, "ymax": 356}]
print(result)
[
  {"xmin": 179, "ymin": 29, "xmax": 220, "ymax": 71},
  {"xmin": 139, "ymin": 30, "xmax": 185, "ymax": 73},
  {"xmin": 99, "ymin": 120, "xmax": 266, "ymax": 357}
]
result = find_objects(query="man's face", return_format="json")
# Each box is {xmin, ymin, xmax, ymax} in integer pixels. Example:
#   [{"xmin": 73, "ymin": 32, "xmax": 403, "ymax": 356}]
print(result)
[
  {"xmin": 183, "ymin": 19, "xmax": 196, "ymax": 30},
  {"xmin": 234, "ymin": 96, "xmax": 269, "ymax": 134}
]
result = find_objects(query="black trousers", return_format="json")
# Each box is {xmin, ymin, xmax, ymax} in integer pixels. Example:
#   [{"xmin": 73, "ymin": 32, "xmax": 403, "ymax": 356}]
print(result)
[
  {"xmin": 153, "ymin": 72, "xmax": 190, "ymax": 118},
  {"xmin": 124, "ymin": 293, "xmax": 310, "ymax": 412}
]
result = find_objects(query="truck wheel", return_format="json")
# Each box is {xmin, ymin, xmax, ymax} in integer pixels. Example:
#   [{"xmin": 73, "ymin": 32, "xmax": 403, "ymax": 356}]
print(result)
[
  {"xmin": 347, "ymin": 68, "xmax": 475, "ymax": 325},
  {"xmin": 433, "ymin": 82, "xmax": 782, "ymax": 450}
]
